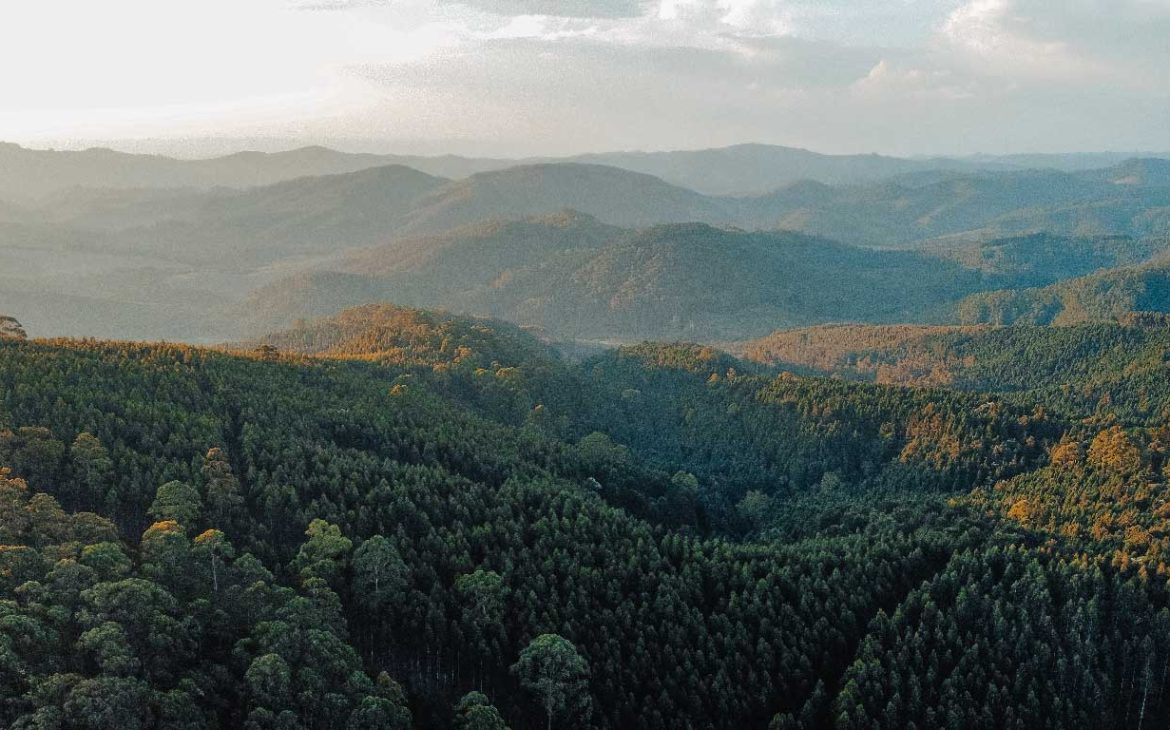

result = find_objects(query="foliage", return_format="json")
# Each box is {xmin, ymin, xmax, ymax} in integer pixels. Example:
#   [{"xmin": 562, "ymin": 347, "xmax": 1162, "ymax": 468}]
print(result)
[{"xmin": 5, "ymin": 306, "xmax": 1170, "ymax": 728}]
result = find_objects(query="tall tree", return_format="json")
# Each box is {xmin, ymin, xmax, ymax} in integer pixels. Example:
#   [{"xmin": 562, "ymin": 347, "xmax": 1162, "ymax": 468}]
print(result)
[
  {"xmin": 69, "ymin": 432, "xmax": 113, "ymax": 512},
  {"xmin": 148, "ymin": 480, "xmax": 202, "ymax": 529},
  {"xmin": 454, "ymin": 691, "xmax": 510, "ymax": 730},
  {"xmin": 201, "ymin": 447, "xmax": 245, "ymax": 533},
  {"xmin": 456, "ymin": 569, "xmax": 506, "ymax": 689},
  {"xmin": 352, "ymin": 535, "xmax": 408, "ymax": 613},
  {"xmin": 292, "ymin": 519, "xmax": 353, "ymax": 587},
  {"xmin": 511, "ymin": 634, "xmax": 590, "ymax": 730}
]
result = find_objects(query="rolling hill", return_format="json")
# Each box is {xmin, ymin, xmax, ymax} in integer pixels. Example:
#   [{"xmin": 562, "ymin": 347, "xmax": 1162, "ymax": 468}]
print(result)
[
  {"xmin": 391, "ymin": 163, "xmax": 734, "ymax": 235},
  {"xmin": 13, "ymin": 163, "xmax": 728, "ymax": 268},
  {"xmin": 243, "ymin": 218, "xmax": 988, "ymax": 341},
  {"xmin": 0, "ymin": 140, "xmax": 1030, "ymax": 202},
  {"xmin": 0, "ymin": 142, "xmax": 440, "ymax": 201},
  {"xmin": 736, "ymin": 169, "xmax": 1170, "ymax": 246},
  {"xmin": 566, "ymin": 143, "xmax": 987, "ymax": 195},
  {"xmin": 919, "ymin": 232, "xmax": 1170, "ymax": 286},
  {"xmin": 245, "ymin": 223, "xmax": 1170, "ymax": 343},
  {"xmin": 246, "ymin": 302, "xmax": 560, "ymax": 370},
  {"xmin": 955, "ymin": 260, "xmax": 1170, "ymax": 326},
  {"xmin": 8, "ymin": 140, "xmax": 1164, "ymax": 202},
  {"xmin": 737, "ymin": 319, "xmax": 1170, "ymax": 424}
]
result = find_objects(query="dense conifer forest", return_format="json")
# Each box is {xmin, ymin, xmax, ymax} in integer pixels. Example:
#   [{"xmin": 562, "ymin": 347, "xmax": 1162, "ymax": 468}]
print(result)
[{"xmin": 1, "ymin": 305, "xmax": 1170, "ymax": 728}]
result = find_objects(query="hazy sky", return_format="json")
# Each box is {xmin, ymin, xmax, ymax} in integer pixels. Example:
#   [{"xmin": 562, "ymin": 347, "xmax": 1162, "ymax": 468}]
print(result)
[{"xmin": 3, "ymin": 0, "xmax": 1169, "ymax": 157}]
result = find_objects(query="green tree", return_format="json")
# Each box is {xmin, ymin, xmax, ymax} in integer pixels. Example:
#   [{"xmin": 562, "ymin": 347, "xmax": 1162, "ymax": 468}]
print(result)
[
  {"xmin": 201, "ymin": 447, "xmax": 245, "ymax": 532},
  {"xmin": 456, "ymin": 569, "xmax": 506, "ymax": 688},
  {"xmin": 69, "ymin": 432, "xmax": 113, "ymax": 512},
  {"xmin": 455, "ymin": 691, "xmax": 510, "ymax": 730},
  {"xmin": 80, "ymin": 542, "xmax": 133, "ymax": 582},
  {"xmin": 140, "ymin": 520, "xmax": 193, "ymax": 594},
  {"xmin": 736, "ymin": 489, "xmax": 774, "ymax": 531},
  {"xmin": 148, "ymin": 481, "xmax": 202, "ymax": 529},
  {"xmin": 246, "ymin": 653, "xmax": 293, "ymax": 711},
  {"xmin": 511, "ymin": 634, "xmax": 590, "ymax": 730},
  {"xmin": 347, "ymin": 672, "xmax": 411, "ymax": 730},
  {"xmin": 352, "ymin": 535, "xmax": 408, "ymax": 613},
  {"xmin": 292, "ymin": 519, "xmax": 352, "ymax": 587},
  {"xmin": 192, "ymin": 528, "xmax": 234, "ymax": 593}
]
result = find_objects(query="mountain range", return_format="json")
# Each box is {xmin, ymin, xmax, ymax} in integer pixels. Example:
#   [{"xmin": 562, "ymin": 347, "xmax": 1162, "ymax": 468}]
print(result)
[
  {"xmin": 4, "ymin": 141, "xmax": 1170, "ymax": 342},
  {"xmin": 4, "ymin": 140, "xmax": 1167, "ymax": 201}
]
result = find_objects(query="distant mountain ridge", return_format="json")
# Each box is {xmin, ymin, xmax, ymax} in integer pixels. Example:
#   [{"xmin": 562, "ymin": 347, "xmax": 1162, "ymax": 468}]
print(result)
[
  {"xmin": 734, "ymin": 167, "xmax": 1170, "ymax": 246},
  {"xmin": 392, "ymin": 163, "xmax": 732, "ymax": 235},
  {"xmin": 5, "ymin": 140, "xmax": 1170, "ymax": 342},
  {"xmin": 5, "ymin": 140, "xmax": 1168, "ymax": 202},
  {"xmin": 17, "ymin": 155, "xmax": 1170, "ymax": 267}
]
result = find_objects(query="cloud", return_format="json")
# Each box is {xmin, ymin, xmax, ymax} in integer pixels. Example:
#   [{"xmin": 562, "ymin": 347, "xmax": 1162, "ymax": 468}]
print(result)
[
  {"xmin": 445, "ymin": 0, "xmax": 649, "ymax": 18},
  {"xmin": 939, "ymin": 0, "xmax": 1102, "ymax": 80},
  {"xmin": 5, "ymin": 0, "xmax": 1169, "ymax": 155},
  {"xmin": 340, "ymin": 6, "xmax": 1170, "ymax": 157},
  {"xmin": 290, "ymin": 0, "xmax": 649, "ymax": 16},
  {"xmin": 851, "ymin": 59, "xmax": 974, "ymax": 101},
  {"xmin": 347, "ymin": 35, "xmax": 900, "ymax": 153},
  {"xmin": 938, "ymin": 0, "xmax": 1170, "ymax": 88}
]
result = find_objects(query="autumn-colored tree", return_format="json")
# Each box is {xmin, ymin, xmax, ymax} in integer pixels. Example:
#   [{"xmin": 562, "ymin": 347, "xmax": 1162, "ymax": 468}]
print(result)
[{"xmin": 1088, "ymin": 425, "xmax": 1143, "ymax": 474}]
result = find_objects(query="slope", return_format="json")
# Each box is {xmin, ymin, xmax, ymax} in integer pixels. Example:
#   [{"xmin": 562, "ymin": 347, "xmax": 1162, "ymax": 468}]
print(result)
[
  {"xmin": 737, "ymin": 169, "xmax": 1170, "ymax": 246},
  {"xmin": 394, "ymin": 163, "xmax": 734, "ymax": 235},
  {"xmin": 245, "ymin": 221, "xmax": 987, "ymax": 341},
  {"xmin": 955, "ymin": 260, "xmax": 1170, "ymax": 326},
  {"xmin": 6, "ymin": 306, "xmax": 1170, "ymax": 727},
  {"xmin": 739, "ymin": 320, "xmax": 1170, "ymax": 424},
  {"xmin": 247, "ymin": 302, "xmax": 560, "ymax": 370}
]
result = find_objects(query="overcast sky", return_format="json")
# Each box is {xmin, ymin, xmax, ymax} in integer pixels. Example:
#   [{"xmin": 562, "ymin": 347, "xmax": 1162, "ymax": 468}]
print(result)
[{"xmin": 2, "ymin": 0, "xmax": 1169, "ymax": 157}]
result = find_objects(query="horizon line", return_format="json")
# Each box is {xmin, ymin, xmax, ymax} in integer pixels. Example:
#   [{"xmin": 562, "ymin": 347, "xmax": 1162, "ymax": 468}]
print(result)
[{"xmin": 4, "ymin": 138, "xmax": 1170, "ymax": 164}]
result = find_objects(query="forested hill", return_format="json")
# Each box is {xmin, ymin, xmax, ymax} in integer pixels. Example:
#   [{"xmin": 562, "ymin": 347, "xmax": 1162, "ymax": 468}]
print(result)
[
  {"xmin": 243, "ymin": 220, "xmax": 988, "ymax": 341},
  {"xmin": 245, "ymin": 303, "xmax": 561, "ymax": 370},
  {"xmin": 738, "ymin": 319, "xmax": 1170, "ymax": 424},
  {"xmin": 4, "ymin": 305, "xmax": 1170, "ymax": 728},
  {"xmin": 955, "ymin": 259, "xmax": 1170, "ymax": 326}
]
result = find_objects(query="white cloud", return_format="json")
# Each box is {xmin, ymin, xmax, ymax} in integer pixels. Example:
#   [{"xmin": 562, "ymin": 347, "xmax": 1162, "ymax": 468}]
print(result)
[
  {"xmin": 0, "ymin": 0, "xmax": 1167, "ymax": 155},
  {"xmin": 939, "ymin": 0, "xmax": 1102, "ymax": 80},
  {"xmin": 447, "ymin": 0, "xmax": 649, "ymax": 18},
  {"xmin": 851, "ymin": 59, "xmax": 974, "ymax": 100},
  {"xmin": 938, "ymin": 0, "xmax": 1170, "ymax": 88}
]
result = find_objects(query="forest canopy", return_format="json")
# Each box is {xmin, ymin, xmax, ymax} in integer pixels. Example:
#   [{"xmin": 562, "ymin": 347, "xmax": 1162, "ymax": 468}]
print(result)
[{"xmin": 2, "ymin": 306, "xmax": 1170, "ymax": 728}]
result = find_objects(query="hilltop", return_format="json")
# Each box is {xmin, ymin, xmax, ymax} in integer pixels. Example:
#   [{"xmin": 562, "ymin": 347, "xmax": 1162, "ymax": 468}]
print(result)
[{"xmin": 246, "ymin": 303, "xmax": 560, "ymax": 370}]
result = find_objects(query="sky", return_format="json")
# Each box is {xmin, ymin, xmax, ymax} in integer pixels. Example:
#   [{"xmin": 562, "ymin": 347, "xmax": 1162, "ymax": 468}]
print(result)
[{"xmin": 1, "ymin": 0, "xmax": 1169, "ymax": 157}]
